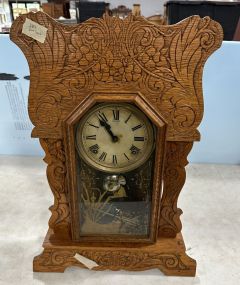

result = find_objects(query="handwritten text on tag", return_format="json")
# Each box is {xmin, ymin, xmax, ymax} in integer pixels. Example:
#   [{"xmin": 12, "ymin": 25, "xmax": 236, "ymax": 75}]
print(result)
[{"xmin": 22, "ymin": 18, "xmax": 47, "ymax": 43}]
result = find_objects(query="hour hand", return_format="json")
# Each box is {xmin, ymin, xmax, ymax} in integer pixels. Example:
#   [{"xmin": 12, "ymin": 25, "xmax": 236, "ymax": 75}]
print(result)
[
  {"xmin": 98, "ymin": 118, "xmax": 109, "ymax": 129},
  {"xmin": 98, "ymin": 119, "xmax": 118, "ymax": 142}
]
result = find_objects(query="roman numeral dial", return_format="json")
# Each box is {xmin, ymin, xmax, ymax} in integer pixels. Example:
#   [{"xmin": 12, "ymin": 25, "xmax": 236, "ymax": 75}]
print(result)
[{"xmin": 76, "ymin": 103, "xmax": 154, "ymax": 173}]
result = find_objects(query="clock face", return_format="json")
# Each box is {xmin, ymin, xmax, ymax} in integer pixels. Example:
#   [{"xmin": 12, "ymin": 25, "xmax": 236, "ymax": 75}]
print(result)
[{"xmin": 76, "ymin": 103, "xmax": 155, "ymax": 173}]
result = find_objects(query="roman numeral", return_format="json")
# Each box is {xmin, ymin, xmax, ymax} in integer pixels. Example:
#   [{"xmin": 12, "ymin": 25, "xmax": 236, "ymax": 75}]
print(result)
[
  {"xmin": 112, "ymin": 155, "xmax": 117, "ymax": 164},
  {"xmin": 132, "ymin": 124, "xmax": 142, "ymax": 131},
  {"xmin": 112, "ymin": 110, "xmax": 119, "ymax": 121},
  {"xmin": 89, "ymin": 144, "xmax": 99, "ymax": 154},
  {"xmin": 125, "ymin": 113, "xmax": 132, "ymax": 124},
  {"xmin": 98, "ymin": 112, "xmax": 108, "ymax": 122},
  {"xmin": 134, "ymin": 136, "xmax": 144, "ymax": 141},
  {"xmin": 99, "ymin": 152, "xmax": 107, "ymax": 161},
  {"xmin": 87, "ymin": 122, "xmax": 99, "ymax": 128},
  {"xmin": 124, "ymin": 153, "xmax": 129, "ymax": 161},
  {"xmin": 86, "ymin": 135, "xmax": 96, "ymax": 140},
  {"xmin": 130, "ymin": 145, "xmax": 140, "ymax": 155}
]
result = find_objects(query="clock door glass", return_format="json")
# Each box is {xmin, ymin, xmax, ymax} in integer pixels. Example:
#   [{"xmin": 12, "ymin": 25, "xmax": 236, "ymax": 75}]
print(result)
[{"xmin": 75, "ymin": 103, "xmax": 155, "ymax": 237}]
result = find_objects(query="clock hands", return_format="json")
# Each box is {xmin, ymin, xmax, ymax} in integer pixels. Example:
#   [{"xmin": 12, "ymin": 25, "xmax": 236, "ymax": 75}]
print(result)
[{"xmin": 99, "ymin": 119, "xmax": 119, "ymax": 143}]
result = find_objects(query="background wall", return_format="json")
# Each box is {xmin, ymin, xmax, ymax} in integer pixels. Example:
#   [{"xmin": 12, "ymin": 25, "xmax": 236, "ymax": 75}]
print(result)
[
  {"xmin": 188, "ymin": 41, "xmax": 240, "ymax": 164},
  {"xmin": 0, "ymin": 35, "xmax": 239, "ymax": 164},
  {"xmin": 106, "ymin": 0, "xmax": 165, "ymax": 17}
]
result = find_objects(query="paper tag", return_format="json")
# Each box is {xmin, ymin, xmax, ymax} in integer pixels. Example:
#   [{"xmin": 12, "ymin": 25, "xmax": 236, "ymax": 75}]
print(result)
[
  {"xmin": 22, "ymin": 18, "xmax": 47, "ymax": 43},
  {"xmin": 74, "ymin": 253, "xmax": 98, "ymax": 270}
]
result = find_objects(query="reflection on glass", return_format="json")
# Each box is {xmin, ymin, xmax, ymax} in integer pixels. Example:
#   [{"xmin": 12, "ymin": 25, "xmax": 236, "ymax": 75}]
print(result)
[{"xmin": 77, "ymin": 157, "xmax": 154, "ymax": 236}]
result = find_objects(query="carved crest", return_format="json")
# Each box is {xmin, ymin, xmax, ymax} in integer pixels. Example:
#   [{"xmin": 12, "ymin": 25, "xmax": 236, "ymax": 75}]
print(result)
[{"xmin": 10, "ymin": 12, "xmax": 223, "ymax": 141}]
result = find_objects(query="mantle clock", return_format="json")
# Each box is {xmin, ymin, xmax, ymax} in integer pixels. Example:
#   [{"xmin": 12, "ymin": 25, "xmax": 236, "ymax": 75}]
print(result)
[{"xmin": 10, "ymin": 12, "xmax": 222, "ymax": 276}]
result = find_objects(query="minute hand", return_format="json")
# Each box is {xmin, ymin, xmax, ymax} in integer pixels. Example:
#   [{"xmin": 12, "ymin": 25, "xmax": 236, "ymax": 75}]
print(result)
[{"xmin": 99, "ymin": 119, "xmax": 118, "ymax": 142}]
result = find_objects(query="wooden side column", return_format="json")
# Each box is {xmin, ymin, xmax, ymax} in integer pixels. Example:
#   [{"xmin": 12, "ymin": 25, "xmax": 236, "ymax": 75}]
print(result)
[
  {"xmin": 159, "ymin": 141, "xmax": 193, "ymax": 238},
  {"xmin": 40, "ymin": 138, "xmax": 71, "ymax": 240}
]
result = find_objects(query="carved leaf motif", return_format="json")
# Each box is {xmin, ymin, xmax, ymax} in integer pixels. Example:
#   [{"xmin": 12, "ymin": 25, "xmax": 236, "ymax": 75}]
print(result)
[
  {"xmin": 10, "ymin": 12, "xmax": 223, "ymax": 140},
  {"xmin": 158, "ymin": 16, "xmax": 222, "ymax": 137},
  {"xmin": 36, "ymin": 83, "xmax": 71, "ymax": 129},
  {"xmin": 33, "ymin": 247, "xmax": 196, "ymax": 275},
  {"xmin": 11, "ymin": 12, "xmax": 65, "ymax": 69}
]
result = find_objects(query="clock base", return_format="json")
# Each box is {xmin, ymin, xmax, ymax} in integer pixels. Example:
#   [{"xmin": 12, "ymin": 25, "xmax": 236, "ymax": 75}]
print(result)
[{"xmin": 33, "ymin": 229, "xmax": 196, "ymax": 276}]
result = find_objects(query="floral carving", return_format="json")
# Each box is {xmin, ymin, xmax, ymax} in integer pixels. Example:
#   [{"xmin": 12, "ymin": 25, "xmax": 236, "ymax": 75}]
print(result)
[
  {"xmin": 10, "ymin": 12, "xmax": 223, "ymax": 140},
  {"xmin": 34, "ymin": 248, "xmax": 196, "ymax": 275},
  {"xmin": 80, "ymin": 250, "xmax": 190, "ymax": 271}
]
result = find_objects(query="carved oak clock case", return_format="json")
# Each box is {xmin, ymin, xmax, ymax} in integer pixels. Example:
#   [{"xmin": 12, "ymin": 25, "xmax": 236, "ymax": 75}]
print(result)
[{"xmin": 10, "ymin": 12, "xmax": 223, "ymax": 276}]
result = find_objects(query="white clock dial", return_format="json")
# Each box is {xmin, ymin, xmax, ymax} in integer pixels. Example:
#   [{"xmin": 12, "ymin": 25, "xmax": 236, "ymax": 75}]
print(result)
[{"xmin": 76, "ymin": 103, "xmax": 155, "ymax": 173}]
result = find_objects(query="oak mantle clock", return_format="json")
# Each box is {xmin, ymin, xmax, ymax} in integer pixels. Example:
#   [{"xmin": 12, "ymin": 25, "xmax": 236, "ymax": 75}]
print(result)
[{"xmin": 10, "ymin": 12, "xmax": 222, "ymax": 276}]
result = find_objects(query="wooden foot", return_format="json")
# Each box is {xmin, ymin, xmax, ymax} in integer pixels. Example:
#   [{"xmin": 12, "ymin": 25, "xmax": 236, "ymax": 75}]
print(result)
[{"xmin": 33, "ymin": 229, "xmax": 196, "ymax": 276}]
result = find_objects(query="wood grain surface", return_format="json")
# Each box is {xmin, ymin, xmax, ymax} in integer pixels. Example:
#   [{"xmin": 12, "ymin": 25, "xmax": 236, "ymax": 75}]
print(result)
[
  {"xmin": 10, "ymin": 12, "xmax": 223, "ymax": 141},
  {"xmin": 10, "ymin": 12, "xmax": 223, "ymax": 275},
  {"xmin": 33, "ymin": 229, "xmax": 196, "ymax": 276}
]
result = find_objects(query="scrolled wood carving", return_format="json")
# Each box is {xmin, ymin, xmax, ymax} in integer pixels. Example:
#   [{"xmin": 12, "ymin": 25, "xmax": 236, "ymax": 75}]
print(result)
[
  {"xmin": 159, "ymin": 142, "xmax": 193, "ymax": 237},
  {"xmin": 10, "ymin": 12, "xmax": 223, "ymax": 141},
  {"xmin": 80, "ymin": 250, "xmax": 189, "ymax": 271},
  {"xmin": 34, "ymin": 248, "xmax": 194, "ymax": 275},
  {"xmin": 40, "ymin": 139, "xmax": 71, "ymax": 238}
]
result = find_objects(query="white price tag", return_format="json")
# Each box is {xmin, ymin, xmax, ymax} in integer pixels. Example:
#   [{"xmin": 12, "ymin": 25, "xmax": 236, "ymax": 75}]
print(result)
[
  {"xmin": 22, "ymin": 18, "xmax": 47, "ymax": 43},
  {"xmin": 74, "ymin": 253, "xmax": 99, "ymax": 270}
]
